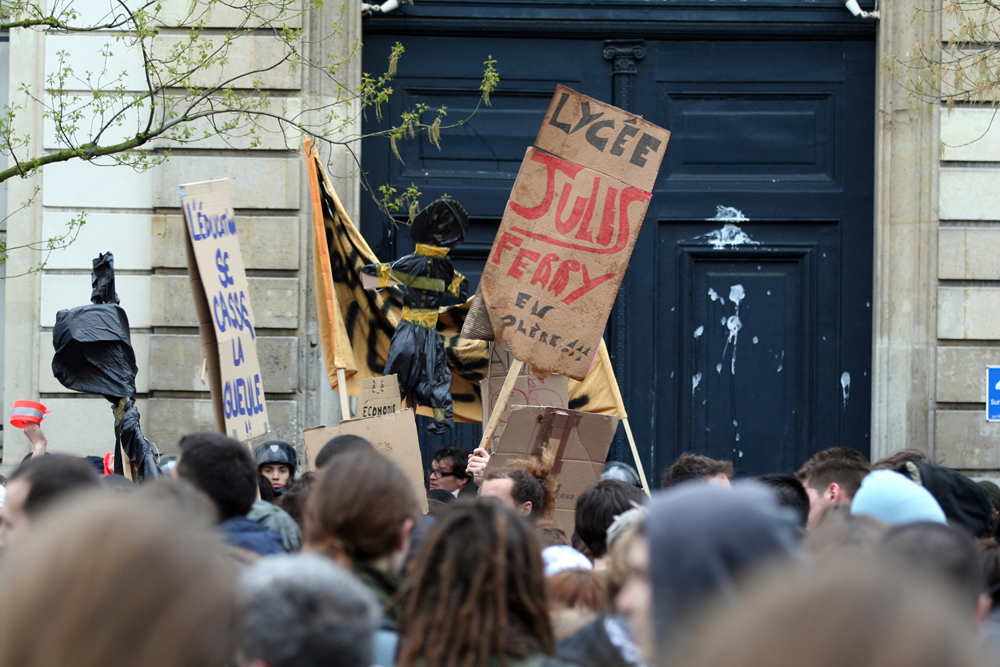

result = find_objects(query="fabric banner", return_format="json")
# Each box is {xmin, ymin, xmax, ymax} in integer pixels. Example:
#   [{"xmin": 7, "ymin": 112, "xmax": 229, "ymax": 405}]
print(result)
[{"xmin": 303, "ymin": 138, "xmax": 619, "ymax": 423}]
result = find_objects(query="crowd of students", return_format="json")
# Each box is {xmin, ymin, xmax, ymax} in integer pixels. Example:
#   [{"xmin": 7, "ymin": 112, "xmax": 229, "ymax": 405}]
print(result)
[{"xmin": 0, "ymin": 430, "xmax": 998, "ymax": 667}]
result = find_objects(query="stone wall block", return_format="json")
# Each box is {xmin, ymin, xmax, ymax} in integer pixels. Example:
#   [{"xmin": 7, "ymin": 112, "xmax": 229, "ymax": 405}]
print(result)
[
  {"xmin": 151, "ymin": 34, "xmax": 301, "ymax": 91},
  {"xmin": 150, "ymin": 275, "xmax": 298, "ymax": 328},
  {"xmin": 152, "ymin": 214, "xmax": 300, "ymax": 269},
  {"xmin": 936, "ymin": 346, "xmax": 1000, "ymax": 403},
  {"xmin": 935, "ymin": 410, "xmax": 1000, "ymax": 469},
  {"xmin": 147, "ymin": 397, "xmax": 297, "ymax": 453},
  {"xmin": 937, "ymin": 286, "xmax": 1000, "ymax": 340},
  {"xmin": 149, "ymin": 333, "xmax": 298, "ymax": 391},
  {"xmin": 940, "ymin": 168, "xmax": 1000, "ymax": 221},
  {"xmin": 153, "ymin": 156, "xmax": 300, "ymax": 210},
  {"xmin": 29, "ymin": 398, "xmax": 150, "ymax": 459}
]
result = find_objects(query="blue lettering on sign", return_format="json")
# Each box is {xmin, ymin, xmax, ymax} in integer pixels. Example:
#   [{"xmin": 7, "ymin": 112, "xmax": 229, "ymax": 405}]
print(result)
[
  {"xmin": 223, "ymin": 373, "xmax": 265, "ymax": 420},
  {"xmin": 185, "ymin": 199, "xmax": 238, "ymax": 241},
  {"xmin": 212, "ymin": 289, "xmax": 256, "ymax": 340},
  {"xmin": 987, "ymin": 367, "xmax": 1000, "ymax": 422},
  {"xmin": 216, "ymin": 250, "xmax": 234, "ymax": 287}
]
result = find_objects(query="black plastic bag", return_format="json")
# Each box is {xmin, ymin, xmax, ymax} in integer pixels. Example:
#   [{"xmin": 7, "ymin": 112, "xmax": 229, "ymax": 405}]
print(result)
[
  {"xmin": 52, "ymin": 303, "xmax": 137, "ymax": 401},
  {"xmin": 114, "ymin": 399, "xmax": 159, "ymax": 480}
]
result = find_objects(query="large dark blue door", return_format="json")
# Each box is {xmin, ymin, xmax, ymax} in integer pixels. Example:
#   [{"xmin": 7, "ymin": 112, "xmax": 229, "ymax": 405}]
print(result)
[{"xmin": 361, "ymin": 14, "xmax": 875, "ymax": 478}]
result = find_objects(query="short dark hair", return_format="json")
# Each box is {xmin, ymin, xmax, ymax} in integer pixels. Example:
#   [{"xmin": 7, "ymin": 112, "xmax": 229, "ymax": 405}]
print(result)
[
  {"xmin": 796, "ymin": 447, "xmax": 871, "ymax": 499},
  {"xmin": 882, "ymin": 522, "xmax": 984, "ymax": 609},
  {"xmin": 757, "ymin": 473, "xmax": 810, "ymax": 528},
  {"xmin": 176, "ymin": 433, "xmax": 257, "ymax": 520},
  {"xmin": 483, "ymin": 468, "xmax": 545, "ymax": 518},
  {"xmin": 661, "ymin": 453, "xmax": 734, "ymax": 489},
  {"xmin": 315, "ymin": 435, "xmax": 373, "ymax": 469},
  {"xmin": 872, "ymin": 449, "xmax": 930, "ymax": 471},
  {"xmin": 977, "ymin": 539, "xmax": 1000, "ymax": 606},
  {"xmin": 8, "ymin": 455, "xmax": 100, "ymax": 517},
  {"xmin": 432, "ymin": 445, "xmax": 468, "ymax": 478},
  {"xmin": 258, "ymin": 474, "xmax": 275, "ymax": 503},
  {"xmin": 575, "ymin": 479, "xmax": 645, "ymax": 558}
]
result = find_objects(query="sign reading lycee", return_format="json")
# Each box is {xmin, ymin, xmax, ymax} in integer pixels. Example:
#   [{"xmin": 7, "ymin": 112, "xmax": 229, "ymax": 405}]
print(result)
[
  {"xmin": 480, "ymin": 86, "xmax": 670, "ymax": 380},
  {"xmin": 181, "ymin": 179, "xmax": 269, "ymax": 441},
  {"xmin": 987, "ymin": 367, "xmax": 1000, "ymax": 422}
]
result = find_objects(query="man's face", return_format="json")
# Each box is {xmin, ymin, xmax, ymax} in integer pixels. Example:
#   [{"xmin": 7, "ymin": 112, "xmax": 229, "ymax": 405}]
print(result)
[
  {"xmin": 0, "ymin": 479, "xmax": 32, "ymax": 551},
  {"xmin": 260, "ymin": 464, "xmax": 291, "ymax": 489},
  {"xmin": 429, "ymin": 458, "xmax": 465, "ymax": 492},
  {"xmin": 805, "ymin": 484, "xmax": 833, "ymax": 530},
  {"xmin": 616, "ymin": 534, "xmax": 653, "ymax": 660}
]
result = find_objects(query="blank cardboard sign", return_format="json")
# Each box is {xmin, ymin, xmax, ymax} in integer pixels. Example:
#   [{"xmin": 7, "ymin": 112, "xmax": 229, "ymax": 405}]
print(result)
[
  {"xmin": 480, "ymin": 375, "xmax": 569, "ymax": 453},
  {"xmin": 302, "ymin": 408, "xmax": 428, "ymax": 514},
  {"xmin": 486, "ymin": 405, "xmax": 618, "ymax": 536}
]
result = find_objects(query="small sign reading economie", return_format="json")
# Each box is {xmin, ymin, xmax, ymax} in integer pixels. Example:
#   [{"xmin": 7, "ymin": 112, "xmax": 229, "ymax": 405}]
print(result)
[{"xmin": 987, "ymin": 367, "xmax": 1000, "ymax": 422}]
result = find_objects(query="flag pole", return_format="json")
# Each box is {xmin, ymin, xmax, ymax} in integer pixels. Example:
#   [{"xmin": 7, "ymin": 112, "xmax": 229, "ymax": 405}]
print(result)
[
  {"xmin": 598, "ymin": 342, "xmax": 650, "ymax": 496},
  {"xmin": 479, "ymin": 358, "xmax": 525, "ymax": 454},
  {"xmin": 336, "ymin": 368, "xmax": 351, "ymax": 420}
]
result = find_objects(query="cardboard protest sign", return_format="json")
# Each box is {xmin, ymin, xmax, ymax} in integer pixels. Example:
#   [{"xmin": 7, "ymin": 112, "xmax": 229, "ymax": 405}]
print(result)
[
  {"xmin": 480, "ymin": 375, "xmax": 570, "ymax": 452},
  {"xmin": 181, "ymin": 179, "xmax": 269, "ymax": 441},
  {"xmin": 486, "ymin": 405, "xmax": 618, "ymax": 536},
  {"xmin": 481, "ymin": 85, "xmax": 670, "ymax": 380},
  {"xmin": 357, "ymin": 374, "xmax": 402, "ymax": 419},
  {"xmin": 302, "ymin": 408, "xmax": 428, "ymax": 513}
]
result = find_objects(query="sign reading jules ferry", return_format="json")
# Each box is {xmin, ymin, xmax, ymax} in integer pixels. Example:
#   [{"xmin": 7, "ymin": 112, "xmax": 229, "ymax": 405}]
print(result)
[{"xmin": 481, "ymin": 86, "xmax": 670, "ymax": 380}]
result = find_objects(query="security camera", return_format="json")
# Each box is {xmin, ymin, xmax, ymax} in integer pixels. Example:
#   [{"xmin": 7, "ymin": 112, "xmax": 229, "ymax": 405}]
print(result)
[
  {"xmin": 843, "ymin": 0, "xmax": 879, "ymax": 19},
  {"xmin": 362, "ymin": 0, "xmax": 412, "ymax": 14}
]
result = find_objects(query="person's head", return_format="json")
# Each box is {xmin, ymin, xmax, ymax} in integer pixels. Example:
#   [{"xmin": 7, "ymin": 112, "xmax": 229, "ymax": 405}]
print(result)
[
  {"xmin": 660, "ymin": 453, "xmax": 733, "ymax": 489},
  {"xmin": 134, "ymin": 477, "xmax": 219, "ymax": 529},
  {"xmin": 882, "ymin": 522, "xmax": 989, "ymax": 621},
  {"xmin": 757, "ymin": 473, "xmax": 810, "ymax": 528},
  {"xmin": 429, "ymin": 445, "xmax": 469, "ymax": 493},
  {"xmin": 176, "ymin": 433, "xmax": 258, "ymax": 521},
  {"xmin": 547, "ymin": 568, "xmax": 605, "ymax": 613},
  {"xmin": 872, "ymin": 448, "xmax": 930, "ymax": 470},
  {"xmin": 0, "ymin": 454, "xmax": 100, "ymax": 551},
  {"xmin": 978, "ymin": 481, "xmax": 1000, "ymax": 538},
  {"xmin": 672, "ymin": 557, "xmax": 986, "ymax": 667},
  {"xmin": 276, "ymin": 472, "xmax": 315, "ymax": 530},
  {"xmin": 536, "ymin": 519, "xmax": 570, "ymax": 548},
  {"xmin": 977, "ymin": 538, "xmax": 1000, "ymax": 607},
  {"xmin": 851, "ymin": 470, "xmax": 947, "ymax": 527},
  {"xmin": 257, "ymin": 475, "xmax": 275, "ymax": 503},
  {"xmin": 802, "ymin": 504, "xmax": 887, "ymax": 557},
  {"xmin": 239, "ymin": 554, "xmax": 380, "ymax": 667},
  {"xmin": 795, "ymin": 447, "xmax": 871, "ymax": 529},
  {"xmin": 314, "ymin": 435, "xmax": 373, "ymax": 470},
  {"xmin": 481, "ymin": 458, "xmax": 557, "ymax": 520},
  {"xmin": 0, "ymin": 493, "xmax": 238, "ymax": 667},
  {"xmin": 254, "ymin": 441, "xmax": 298, "ymax": 494},
  {"xmin": 575, "ymin": 479, "xmax": 646, "ymax": 559},
  {"xmin": 616, "ymin": 482, "xmax": 800, "ymax": 660},
  {"xmin": 304, "ymin": 449, "xmax": 419, "ymax": 572},
  {"xmin": 397, "ymin": 500, "xmax": 554, "ymax": 667}
]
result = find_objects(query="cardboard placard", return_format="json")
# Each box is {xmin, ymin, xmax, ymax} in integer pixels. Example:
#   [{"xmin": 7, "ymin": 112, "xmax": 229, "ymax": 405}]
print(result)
[
  {"xmin": 480, "ymin": 375, "xmax": 570, "ymax": 452},
  {"xmin": 357, "ymin": 374, "xmax": 402, "ymax": 419},
  {"xmin": 480, "ymin": 86, "xmax": 669, "ymax": 380},
  {"xmin": 181, "ymin": 179, "xmax": 269, "ymax": 441},
  {"xmin": 489, "ymin": 341, "xmax": 532, "ymax": 378},
  {"xmin": 485, "ymin": 405, "xmax": 618, "ymax": 536},
  {"xmin": 302, "ymin": 408, "xmax": 428, "ymax": 514}
]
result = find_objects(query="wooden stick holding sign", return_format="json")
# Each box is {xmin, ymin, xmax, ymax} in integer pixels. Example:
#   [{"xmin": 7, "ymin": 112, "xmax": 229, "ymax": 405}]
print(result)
[
  {"xmin": 598, "ymin": 342, "xmax": 650, "ymax": 496},
  {"xmin": 479, "ymin": 358, "xmax": 525, "ymax": 454},
  {"xmin": 336, "ymin": 368, "xmax": 351, "ymax": 419}
]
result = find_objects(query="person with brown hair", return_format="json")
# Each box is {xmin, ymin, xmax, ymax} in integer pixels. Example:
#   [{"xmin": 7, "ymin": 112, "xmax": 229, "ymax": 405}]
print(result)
[
  {"xmin": 397, "ymin": 499, "xmax": 555, "ymax": 667},
  {"xmin": 0, "ymin": 492, "xmax": 239, "ymax": 667},
  {"xmin": 547, "ymin": 569, "xmax": 607, "ymax": 641},
  {"xmin": 481, "ymin": 456, "xmax": 558, "ymax": 521},
  {"xmin": 671, "ymin": 557, "xmax": 989, "ymax": 667},
  {"xmin": 795, "ymin": 446, "xmax": 871, "ymax": 530},
  {"xmin": 659, "ymin": 453, "xmax": 733, "ymax": 489},
  {"xmin": 304, "ymin": 448, "xmax": 421, "ymax": 667}
]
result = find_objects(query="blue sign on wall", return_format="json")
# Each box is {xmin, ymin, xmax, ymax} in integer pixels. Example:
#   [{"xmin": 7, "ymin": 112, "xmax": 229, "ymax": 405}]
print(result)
[{"xmin": 988, "ymin": 367, "xmax": 1000, "ymax": 422}]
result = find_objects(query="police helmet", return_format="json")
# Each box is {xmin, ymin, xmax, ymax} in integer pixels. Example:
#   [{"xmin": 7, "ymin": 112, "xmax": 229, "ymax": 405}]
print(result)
[
  {"xmin": 254, "ymin": 441, "xmax": 298, "ymax": 472},
  {"xmin": 601, "ymin": 461, "xmax": 642, "ymax": 488}
]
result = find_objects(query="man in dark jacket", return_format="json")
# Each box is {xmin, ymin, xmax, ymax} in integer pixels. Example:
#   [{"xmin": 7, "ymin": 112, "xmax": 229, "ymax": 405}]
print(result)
[{"xmin": 176, "ymin": 432, "xmax": 286, "ymax": 556}]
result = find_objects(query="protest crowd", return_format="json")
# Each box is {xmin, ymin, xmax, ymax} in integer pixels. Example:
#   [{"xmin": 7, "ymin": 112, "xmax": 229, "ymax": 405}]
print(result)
[{"xmin": 0, "ymin": 420, "xmax": 999, "ymax": 667}]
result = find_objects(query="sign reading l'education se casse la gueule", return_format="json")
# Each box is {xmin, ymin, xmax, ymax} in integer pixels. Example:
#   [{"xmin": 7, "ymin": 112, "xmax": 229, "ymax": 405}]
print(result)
[{"xmin": 480, "ymin": 85, "xmax": 671, "ymax": 380}]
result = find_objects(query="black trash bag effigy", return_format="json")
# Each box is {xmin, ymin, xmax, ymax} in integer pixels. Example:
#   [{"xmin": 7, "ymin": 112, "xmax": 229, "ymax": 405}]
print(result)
[
  {"xmin": 51, "ymin": 252, "xmax": 160, "ymax": 480},
  {"xmin": 360, "ymin": 200, "xmax": 470, "ymax": 434}
]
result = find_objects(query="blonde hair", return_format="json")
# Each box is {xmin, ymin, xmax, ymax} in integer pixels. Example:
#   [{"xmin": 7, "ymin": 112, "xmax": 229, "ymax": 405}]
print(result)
[{"xmin": 0, "ymin": 491, "xmax": 239, "ymax": 667}]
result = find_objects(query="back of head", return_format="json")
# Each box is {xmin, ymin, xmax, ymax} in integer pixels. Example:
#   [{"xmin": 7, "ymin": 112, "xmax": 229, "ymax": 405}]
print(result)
[
  {"xmin": 546, "ymin": 568, "xmax": 605, "ymax": 613},
  {"xmin": 977, "ymin": 539, "xmax": 1000, "ymax": 606},
  {"xmin": 9, "ymin": 454, "xmax": 100, "ymax": 517},
  {"xmin": 872, "ymin": 448, "xmax": 930, "ymax": 470},
  {"xmin": 305, "ymin": 449, "xmax": 419, "ymax": 565},
  {"xmin": 851, "ymin": 470, "xmax": 947, "ymax": 527},
  {"xmin": 575, "ymin": 479, "xmax": 646, "ymax": 558},
  {"xmin": 802, "ymin": 505, "xmax": 887, "ymax": 557},
  {"xmin": 902, "ymin": 462, "xmax": 993, "ymax": 538},
  {"xmin": 398, "ymin": 499, "xmax": 553, "ymax": 667},
  {"xmin": 134, "ymin": 477, "xmax": 219, "ymax": 528},
  {"xmin": 536, "ymin": 519, "xmax": 570, "ymax": 548},
  {"xmin": 795, "ymin": 447, "xmax": 871, "ymax": 498},
  {"xmin": 240, "ymin": 554, "xmax": 380, "ymax": 667},
  {"xmin": 645, "ymin": 481, "xmax": 801, "ymax": 644},
  {"xmin": 757, "ymin": 473, "xmax": 810, "ymax": 528},
  {"xmin": 277, "ymin": 472, "xmax": 316, "ymax": 529},
  {"xmin": 882, "ymin": 522, "xmax": 984, "ymax": 610},
  {"xmin": 0, "ymin": 493, "xmax": 237, "ymax": 667},
  {"xmin": 483, "ymin": 457, "xmax": 557, "ymax": 520},
  {"xmin": 176, "ymin": 432, "xmax": 257, "ymax": 520},
  {"xmin": 315, "ymin": 435, "xmax": 374, "ymax": 469},
  {"xmin": 673, "ymin": 557, "xmax": 986, "ymax": 667},
  {"xmin": 660, "ymin": 453, "xmax": 733, "ymax": 489}
]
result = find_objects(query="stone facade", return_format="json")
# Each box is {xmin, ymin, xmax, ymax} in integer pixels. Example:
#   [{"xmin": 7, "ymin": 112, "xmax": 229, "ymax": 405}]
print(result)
[{"xmin": 1, "ymin": 0, "xmax": 360, "ymax": 463}]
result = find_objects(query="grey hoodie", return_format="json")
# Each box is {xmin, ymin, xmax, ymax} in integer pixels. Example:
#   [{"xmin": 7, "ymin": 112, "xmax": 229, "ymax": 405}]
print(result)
[{"xmin": 645, "ymin": 481, "xmax": 801, "ymax": 650}]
